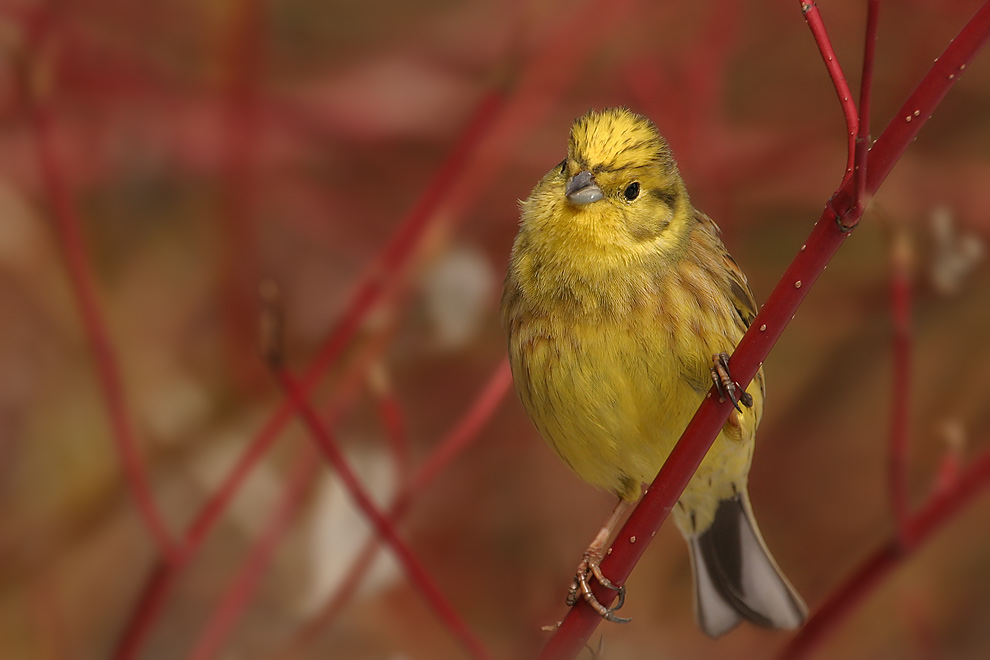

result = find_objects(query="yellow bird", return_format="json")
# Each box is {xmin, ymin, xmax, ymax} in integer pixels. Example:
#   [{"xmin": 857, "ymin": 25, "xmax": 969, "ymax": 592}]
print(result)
[{"xmin": 501, "ymin": 108, "xmax": 806, "ymax": 636}]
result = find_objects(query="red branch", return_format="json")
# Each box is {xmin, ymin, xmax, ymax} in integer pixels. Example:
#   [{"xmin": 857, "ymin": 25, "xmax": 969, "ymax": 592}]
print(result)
[
  {"xmin": 889, "ymin": 230, "xmax": 913, "ymax": 546},
  {"xmin": 216, "ymin": 0, "xmax": 265, "ymax": 389},
  {"xmin": 800, "ymin": 1, "xmax": 860, "ymax": 181},
  {"xmin": 19, "ymin": 29, "xmax": 179, "ymax": 563},
  {"xmin": 279, "ymin": 358, "xmax": 512, "ymax": 656},
  {"xmin": 183, "ymin": 87, "xmax": 502, "ymax": 547},
  {"xmin": 184, "ymin": 444, "xmax": 320, "ymax": 660},
  {"xmin": 371, "ymin": 365, "xmax": 413, "ymax": 482},
  {"xmin": 109, "ymin": 85, "xmax": 502, "ymax": 658},
  {"xmin": 273, "ymin": 367, "xmax": 492, "ymax": 660},
  {"xmin": 853, "ymin": 0, "xmax": 879, "ymax": 218},
  {"xmin": 110, "ymin": 326, "xmax": 396, "ymax": 660},
  {"xmin": 779, "ymin": 449, "xmax": 990, "ymax": 659},
  {"xmin": 539, "ymin": 3, "xmax": 990, "ymax": 657},
  {"xmin": 406, "ymin": 358, "xmax": 513, "ymax": 495}
]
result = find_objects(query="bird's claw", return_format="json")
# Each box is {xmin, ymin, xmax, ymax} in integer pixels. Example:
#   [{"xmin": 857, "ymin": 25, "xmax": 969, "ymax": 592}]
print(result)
[
  {"xmin": 566, "ymin": 554, "xmax": 631, "ymax": 624},
  {"xmin": 711, "ymin": 352, "xmax": 753, "ymax": 412}
]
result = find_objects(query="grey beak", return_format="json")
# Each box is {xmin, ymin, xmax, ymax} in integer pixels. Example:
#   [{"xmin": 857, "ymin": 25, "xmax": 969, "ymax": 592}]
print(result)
[{"xmin": 565, "ymin": 170, "xmax": 604, "ymax": 206}]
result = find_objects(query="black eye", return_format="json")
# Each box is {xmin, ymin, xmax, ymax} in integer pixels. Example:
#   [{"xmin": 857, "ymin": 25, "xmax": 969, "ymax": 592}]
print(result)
[
  {"xmin": 559, "ymin": 160, "xmax": 567, "ymax": 175},
  {"xmin": 623, "ymin": 182, "xmax": 640, "ymax": 201}
]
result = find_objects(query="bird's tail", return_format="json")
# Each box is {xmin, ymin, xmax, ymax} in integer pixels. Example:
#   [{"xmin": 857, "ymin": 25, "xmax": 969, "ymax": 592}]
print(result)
[{"xmin": 686, "ymin": 492, "xmax": 807, "ymax": 638}]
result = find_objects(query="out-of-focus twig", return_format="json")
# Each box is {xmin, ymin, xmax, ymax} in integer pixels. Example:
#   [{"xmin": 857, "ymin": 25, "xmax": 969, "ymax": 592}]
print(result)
[
  {"xmin": 184, "ymin": 443, "xmax": 320, "ymax": 660},
  {"xmin": 278, "ymin": 358, "xmax": 512, "ymax": 658},
  {"xmin": 889, "ymin": 229, "xmax": 913, "ymax": 546},
  {"xmin": 216, "ymin": 0, "xmax": 265, "ymax": 390},
  {"xmin": 110, "ymin": 85, "xmax": 504, "ymax": 658},
  {"xmin": 111, "ymin": 294, "xmax": 397, "ymax": 660},
  {"xmin": 257, "ymin": 280, "xmax": 490, "ymax": 657},
  {"xmin": 18, "ymin": 22, "xmax": 179, "ymax": 563},
  {"xmin": 369, "ymin": 363, "xmax": 413, "ymax": 483},
  {"xmin": 273, "ymin": 367, "xmax": 492, "ymax": 660},
  {"xmin": 778, "ymin": 448, "xmax": 990, "ymax": 660},
  {"xmin": 178, "ymin": 88, "xmax": 503, "ymax": 549}
]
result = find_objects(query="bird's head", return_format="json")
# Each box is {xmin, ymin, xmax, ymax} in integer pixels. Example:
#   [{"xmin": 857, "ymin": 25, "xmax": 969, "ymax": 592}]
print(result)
[{"xmin": 560, "ymin": 107, "xmax": 691, "ymax": 244}]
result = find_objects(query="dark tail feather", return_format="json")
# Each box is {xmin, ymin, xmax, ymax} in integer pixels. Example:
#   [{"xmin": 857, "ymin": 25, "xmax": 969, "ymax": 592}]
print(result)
[{"xmin": 687, "ymin": 493, "xmax": 807, "ymax": 638}]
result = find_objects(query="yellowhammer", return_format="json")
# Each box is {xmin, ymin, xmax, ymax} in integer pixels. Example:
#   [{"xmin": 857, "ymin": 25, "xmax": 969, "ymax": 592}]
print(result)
[{"xmin": 501, "ymin": 107, "xmax": 806, "ymax": 636}]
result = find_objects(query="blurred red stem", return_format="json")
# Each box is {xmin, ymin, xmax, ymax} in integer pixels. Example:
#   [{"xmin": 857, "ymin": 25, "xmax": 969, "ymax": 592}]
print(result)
[
  {"xmin": 540, "ymin": 3, "xmax": 990, "ymax": 657},
  {"xmin": 406, "ymin": 358, "xmax": 512, "ymax": 494},
  {"xmin": 301, "ymin": 90, "xmax": 503, "ymax": 387},
  {"xmin": 112, "ymin": 563, "xmax": 174, "ymax": 660},
  {"xmin": 175, "ymin": 89, "xmax": 501, "ymax": 549},
  {"xmin": 112, "ymin": 328, "xmax": 394, "ymax": 660},
  {"xmin": 20, "ymin": 37, "xmax": 179, "ymax": 563},
  {"xmin": 185, "ymin": 444, "xmax": 319, "ymax": 660},
  {"xmin": 373, "ymin": 370, "xmax": 413, "ymax": 482},
  {"xmin": 160, "ymin": 89, "xmax": 502, "ymax": 554},
  {"xmin": 890, "ymin": 231, "xmax": 913, "ymax": 546},
  {"xmin": 281, "ymin": 358, "xmax": 512, "ymax": 656},
  {"xmin": 274, "ymin": 367, "xmax": 492, "ymax": 660},
  {"xmin": 217, "ymin": 0, "xmax": 265, "ymax": 389},
  {"xmin": 778, "ymin": 449, "xmax": 990, "ymax": 660},
  {"xmin": 800, "ymin": 1, "xmax": 859, "ymax": 182},
  {"xmin": 853, "ymin": 0, "xmax": 879, "ymax": 219}
]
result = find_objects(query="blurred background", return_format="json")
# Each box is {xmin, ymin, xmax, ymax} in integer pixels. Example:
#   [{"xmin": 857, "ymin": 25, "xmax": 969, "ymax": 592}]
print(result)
[{"xmin": 1, "ymin": 0, "xmax": 990, "ymax": 658}]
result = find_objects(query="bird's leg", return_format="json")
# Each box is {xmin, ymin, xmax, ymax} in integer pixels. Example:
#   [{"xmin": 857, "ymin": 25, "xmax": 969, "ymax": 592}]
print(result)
[
  {"xmin": 566, "ymin": 498, "xmax": 633, "ymax": 624},
  {"xmin": 711, "ymin": 352, "xmax": 753, "ymax": 412}
]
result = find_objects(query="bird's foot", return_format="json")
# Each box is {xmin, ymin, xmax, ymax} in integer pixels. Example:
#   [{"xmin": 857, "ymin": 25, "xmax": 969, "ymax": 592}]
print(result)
[
  {"xmin": 711, "ymin": 352, "xmax": 753, "ymax": 412},
  {"xmin": 566, "ymin": 552, "xmax": 630, "ymax": 624}
]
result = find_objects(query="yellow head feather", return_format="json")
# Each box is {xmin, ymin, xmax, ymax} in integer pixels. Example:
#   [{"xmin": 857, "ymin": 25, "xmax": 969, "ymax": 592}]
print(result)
[{"xmin": 567, "ymin": 107, "xmax": 676, "ymax": 175}]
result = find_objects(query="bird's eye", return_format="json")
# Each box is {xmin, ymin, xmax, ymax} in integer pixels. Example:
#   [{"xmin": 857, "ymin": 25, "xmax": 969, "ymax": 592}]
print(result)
[
  {"xmin": 623, "ymin": 182, "xmax": 640, "ymax": 201},
  {"xmin": 559, "ymin": 160, "xmax": 567, "ymax": 175}
]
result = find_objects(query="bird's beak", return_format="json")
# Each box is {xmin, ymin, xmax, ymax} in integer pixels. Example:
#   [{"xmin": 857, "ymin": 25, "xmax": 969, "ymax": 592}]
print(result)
[{"xmin": 565, "ymin": 170, "xmax": 603, "ymax": 206}]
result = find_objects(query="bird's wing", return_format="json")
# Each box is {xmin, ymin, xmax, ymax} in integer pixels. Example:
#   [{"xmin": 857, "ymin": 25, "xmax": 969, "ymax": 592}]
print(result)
[{"xmin": 693, "ymin": 210, "xmax": 759, "ymax": 330}]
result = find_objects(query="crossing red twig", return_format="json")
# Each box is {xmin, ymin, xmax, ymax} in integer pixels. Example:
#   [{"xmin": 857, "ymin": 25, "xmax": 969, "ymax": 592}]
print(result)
[{"xmin": 19, "ymin": 23, "xmax": 180, "ymax": 564}]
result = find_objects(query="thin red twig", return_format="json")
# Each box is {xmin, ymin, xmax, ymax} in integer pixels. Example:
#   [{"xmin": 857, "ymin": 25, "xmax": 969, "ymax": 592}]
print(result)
[
  {"xmin": 800, "ymin": 1, "xmax": 860, "ymax": 182},
  {"xmin": 933, "ymin": 423, "xmax": 965, "ymax": 495},
  {"xmin": 110, "ymin": 86, "xmax": 503, "ymax": 658},
  {"xmin": 182, "ymin": 85, "xmax": 501, "ymax": 551},
  {"xmin": 298, "ymin": 90, "xmax": 503, "ymax": 391},
  {"xmin": 19, "ymin": 31, "xmax": 179, "ymax": 563},
  {"xmin": 216, "ymin": 0, "xmax": 265, "ymax": 390},
  {"xmin": 279, "ymin": 358, "xmax": 512, "ymax": 657},
  {"xmin": 540, "ymin": 3, "xmax": 990, "ymax": 656},
  {"xmin": 370, "ymin": 364, "xmax": 413, "ymax": 482},
  {"xmin": 889, "ymin": 230, "xmax": 913, "ymax": 546},
  {"xmin": 111, "ymin": 326, "xmax": 396, "ymax": 660},
  {"xmin": 853, "ymin": 0, "xmax": 880, "ymax": 220},
  {"xmin": 778, "ymin": 448, "xmax": 990, "ymax": 660},
  {"xmin": 184, "ymin": 443, "xmax": 320, "ymax": 660},
  {"xmin": 434, "ymin": 0, "xmax": 641, "ymax": 224},
  {"xmin": 274, "ymin": 367, "xmax": 492, "ymax": 660},
  {"xmin": 864, "ymin": 2, "xmax": 990, "ymax": 197},
  {"xmin": 404, "ymin": 358, "xmax": 512, "ymax": 495}
]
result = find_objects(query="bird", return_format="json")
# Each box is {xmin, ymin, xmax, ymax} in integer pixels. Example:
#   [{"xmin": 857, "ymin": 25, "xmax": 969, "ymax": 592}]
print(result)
[{"xmin": 501, "ymin": 107, "xmax": 806, "ymax": 636}]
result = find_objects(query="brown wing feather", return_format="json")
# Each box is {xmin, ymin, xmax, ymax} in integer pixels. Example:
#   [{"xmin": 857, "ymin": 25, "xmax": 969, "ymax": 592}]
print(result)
[
  {"xmin": 691, "ymin": 209, "xmax": 764, "ymax": 398},
  {"xmin": 692, "ymin": 209, "xmax": 759, "ymax": 330}
]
